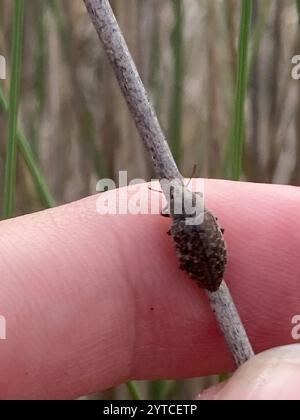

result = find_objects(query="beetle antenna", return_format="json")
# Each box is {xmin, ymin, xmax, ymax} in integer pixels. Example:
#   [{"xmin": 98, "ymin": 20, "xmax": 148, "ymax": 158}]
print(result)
[{"xmin": 185, "ymin": 164, "xmax": 198, "ymax": 188}]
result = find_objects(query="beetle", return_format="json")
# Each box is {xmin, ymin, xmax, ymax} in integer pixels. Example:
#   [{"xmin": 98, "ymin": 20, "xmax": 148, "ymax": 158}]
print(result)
[{"xmin": 162, "ymin": 180, "xmax": 227, "ymax": 292}]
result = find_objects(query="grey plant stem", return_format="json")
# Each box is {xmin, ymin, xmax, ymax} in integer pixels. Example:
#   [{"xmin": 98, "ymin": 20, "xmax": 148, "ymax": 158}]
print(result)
[{"xmin": 83, "ymin": 0, "xmax": 254, "ymax": 368}]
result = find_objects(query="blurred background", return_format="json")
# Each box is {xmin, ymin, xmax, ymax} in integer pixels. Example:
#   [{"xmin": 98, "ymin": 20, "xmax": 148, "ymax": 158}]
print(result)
[{"xmin": 0, "ymin": 0, "xmax": 300, "ymax": 399}]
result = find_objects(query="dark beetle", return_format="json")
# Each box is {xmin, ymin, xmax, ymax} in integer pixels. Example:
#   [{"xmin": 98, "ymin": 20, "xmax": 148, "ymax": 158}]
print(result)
[{"xmin": 165, "ymin": 182, "xmax": 227, "ymax": 292}]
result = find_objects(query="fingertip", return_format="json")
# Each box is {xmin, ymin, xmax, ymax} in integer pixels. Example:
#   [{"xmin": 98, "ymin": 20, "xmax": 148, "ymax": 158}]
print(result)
[{"xmin": 198, "ymin": 345, "xmax": 300, "ymax": 400}]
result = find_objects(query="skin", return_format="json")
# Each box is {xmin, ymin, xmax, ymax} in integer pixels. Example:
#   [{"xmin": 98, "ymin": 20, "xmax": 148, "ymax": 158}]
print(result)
[
  {"xmin": 198, "ymin": 345, "xmax": 300, "ymax": 400},
  {"xmin": 0, "ymin": 179, "xmax": 299, "ymax": 400}
]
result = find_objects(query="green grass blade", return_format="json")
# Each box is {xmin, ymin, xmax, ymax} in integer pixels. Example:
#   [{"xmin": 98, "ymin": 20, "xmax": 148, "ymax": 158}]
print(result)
[
  {"xmin": 126, "ymin": 381, "xmax": 143, "ymax": 400},
  {"xmin": 3, "ymin": 0, "xmax": 24, "ymax": 218},
  {"xmin": 221, "ymin": 0, "xmax": 269, "ymax": 179},
  {"xmin": 169, "ymin": 0, "xmax": 184, "ymax": 167},
  {"xmin": 150, "ymin": 379, "xmax": 176, "ymax": 400},
  {"xmin": 0, "ymin": 87, "xmax": 55, "ymax": 208},
  {"xmin": 17, "ymin": 131, "xmax": 56, "ymax": 208},
  {"xmin": 219, "ymin": 372, "xmax": 231, "ymax": 383},
  {"xmin": 228, "ymin": 0, "xmax": 253, "ymax": 181},
  {"xmin": 296, "ymin": 0, "xmax": 300, "ymax": 25}
]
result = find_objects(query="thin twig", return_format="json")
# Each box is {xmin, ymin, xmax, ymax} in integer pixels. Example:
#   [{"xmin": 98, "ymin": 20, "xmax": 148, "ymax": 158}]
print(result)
[
  {"xmin": 208, "ymin": 282, "xmax": 254, "ymax": 366},
  {"xmin": 83, "ymin": 0, "xmax": 254, "ymax": 368}
]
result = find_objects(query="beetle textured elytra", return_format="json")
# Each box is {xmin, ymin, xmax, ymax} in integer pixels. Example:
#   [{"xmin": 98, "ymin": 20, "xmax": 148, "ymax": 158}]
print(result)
[{"xmin": 166, "ymin": 182, "xmax": 227, "ymax": 292}]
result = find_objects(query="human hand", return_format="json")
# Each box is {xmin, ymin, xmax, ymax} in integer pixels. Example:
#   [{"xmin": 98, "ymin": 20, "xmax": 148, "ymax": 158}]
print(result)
[
  {"xmin": 197, "ymin": 344, "xmax": 300, "ymax": 400},
  {"xmin": 0, "ymin": 179, "xmax": 299, "ymax": 399}
]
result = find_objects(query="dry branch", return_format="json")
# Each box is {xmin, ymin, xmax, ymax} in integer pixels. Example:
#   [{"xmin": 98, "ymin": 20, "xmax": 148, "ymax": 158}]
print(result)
[{"xmin": 83, "ymin": 0, "xmax": 254, "ymax": 367}]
